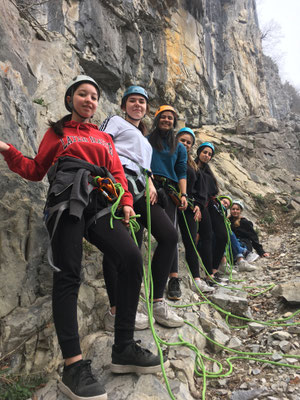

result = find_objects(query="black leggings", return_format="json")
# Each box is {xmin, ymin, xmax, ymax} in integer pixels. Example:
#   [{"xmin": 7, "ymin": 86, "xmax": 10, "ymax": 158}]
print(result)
[
  {"xmin": 208, "ymin": 201, "xmax": 228, "ymax": 270},
  {"xmin": 103, "ymin": 195, "xmax": 178, "ymax": 303},
  {"xmin": 197, "ymin": 203, "xmax": 228, "ymax": 273},
  {"xmin": 197, "ymin": 207, "xmax": 213, "ymax": 275},
  {"xmin": 163, "ymin": 195, "xmax": 178, "ymax": 274},
  {"xmin": 48, "ymin": 202, "xmax": 143, "ymax": 359},
  {"xmin": 178, "ymin": 208, "xmax": 200, "ymax": 278}
]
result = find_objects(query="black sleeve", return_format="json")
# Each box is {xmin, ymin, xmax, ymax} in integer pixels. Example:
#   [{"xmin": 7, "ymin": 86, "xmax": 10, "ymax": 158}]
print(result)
[
  {"xmin": 192, "ymin": 168, "xmax": 207, "ymax": 210},
  {"xmin": 241, "ymin": 219, "xmax": 266, "ymax": 256}
]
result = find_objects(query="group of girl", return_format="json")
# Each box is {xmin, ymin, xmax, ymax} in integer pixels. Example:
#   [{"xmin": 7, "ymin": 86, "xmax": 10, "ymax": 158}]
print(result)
[{"xmin": 0, "ymin": 75, "xmax": 268, "ymax": 400}]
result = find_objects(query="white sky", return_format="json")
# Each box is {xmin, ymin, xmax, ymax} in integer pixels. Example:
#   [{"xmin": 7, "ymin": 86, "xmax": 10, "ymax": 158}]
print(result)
[{"xmin": 256, "ymin": 0, "xmax": 300, "ymax": 90}]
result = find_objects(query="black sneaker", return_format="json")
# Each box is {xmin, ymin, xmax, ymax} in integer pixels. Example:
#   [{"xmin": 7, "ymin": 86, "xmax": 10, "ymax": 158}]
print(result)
[
  {"xmin": 167, "ymin": 277, "xmax": 182, "ymax": 300},
  {"xmin": 59, "ymin": 359, "xmax": 107, "ymax": 400},
  {"xmin": 212, "ymin": 272, "xmax": 228, "ymax": 286},
  {"xmin": 111, "ymin": 340, "xmax": 169, "ymax": 374}
]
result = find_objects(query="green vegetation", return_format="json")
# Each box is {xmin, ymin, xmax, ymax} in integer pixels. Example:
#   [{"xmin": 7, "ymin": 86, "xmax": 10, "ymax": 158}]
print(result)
[
  {"xmin": 33, "ymin": 98, "xmax": 46, "ymax": 106},
  {"xmin": 259, "ymin": 213, "xmax": 275, "ymax": 226},
  {"xmin": 230, "ymin": 147, "xmax": 239, "ymax": 158},
  {"xmin": 281, "ymin": 204, "xmax": 290, "ymax": 213},
  {"xmin": 252, "ymin": 193, "xmax": 266, "ymax": 207},
  {"xmin": 250, "ymin": 192, "xmax": 296, "ymax": 234},
  {"xmin": 0, "ymin": 367, "xmax": 46, "ymax": 400},
  {"xmin": 82, "ymin": 238, "xmax": 96, "ymax": 256}
]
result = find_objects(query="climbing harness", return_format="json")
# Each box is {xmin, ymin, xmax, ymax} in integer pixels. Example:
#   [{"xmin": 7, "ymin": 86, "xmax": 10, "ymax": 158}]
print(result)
[
  {"xmin": 153, "ymin": 175, "xmax": 186, "ymax": 208},
  {"xmin": 44, "ymin": 157, "xmax": 134, "ymax": 271},
  {"xmin": 92, "ymin": 175, "xmax": 119, "ymax": 202}
]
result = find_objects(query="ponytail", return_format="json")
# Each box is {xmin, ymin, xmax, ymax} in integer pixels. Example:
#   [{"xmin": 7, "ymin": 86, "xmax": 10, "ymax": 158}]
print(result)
[{"xmin": 48, "ymin": 114, "xmax": 72, "ymax": 137}]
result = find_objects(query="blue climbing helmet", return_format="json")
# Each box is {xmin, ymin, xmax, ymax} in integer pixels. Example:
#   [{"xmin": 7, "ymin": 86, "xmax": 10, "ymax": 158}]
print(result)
[
  {"xmin": 232, "ymin": 199, "xmax": 244, "ymax": 210},
  {"xmin": 65, "ymin": 75, "xmax": 100, "ymax": 112},
  {"xmin": 176, "ymin": 127, "xmax": 195, "ymax": 145},
  {"xmin": 121, "ymin": 85, "xmax": 149, "ymax": 107},
  {"xmin": 196, "ymin": 141, "xmax": 215, "ymax": 157}
]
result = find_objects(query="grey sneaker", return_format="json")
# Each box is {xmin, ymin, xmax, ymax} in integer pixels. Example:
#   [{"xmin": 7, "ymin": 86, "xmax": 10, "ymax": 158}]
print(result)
[
  {"xmin": 59, "ymin": 360, "xmax": 107, "ymax": 400},
  {"xmin": 104, "ymin": 310, "xmax": 151, "ymax": 332},
  {"xmin": 237, "ymin": 258, "xmax": 256, "ymax": 272},
  {"xmin": 152, "ymin": 299, "xmax": 184, "ymax": 328},
  {"xmin": 111, "ymin": 340, "xmax": 169, "ymax": 374},
  {"xmin": 246, "ymin": 252, "xmax": 260, "ymax": 263},
  {"xmin": 192, "ymin": 279, "xmax": 215, "ymax": 293},
  {"xmin": 218, "ymin": 262, "xmax": 238, "ymax": 276}
]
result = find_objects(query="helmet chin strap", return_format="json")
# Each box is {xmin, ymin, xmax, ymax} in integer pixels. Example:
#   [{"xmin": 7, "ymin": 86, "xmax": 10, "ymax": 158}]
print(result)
[
  {"xmin": 125, "ymin": 112, "xmax": 144, "ymax": 122},
  {"xmin": 69, "ymin": 99, "xmax": 93, "ymax": 121},
  {"xmin": 74, "ymin": 107, "xmax": 93, "ymax": 121}
]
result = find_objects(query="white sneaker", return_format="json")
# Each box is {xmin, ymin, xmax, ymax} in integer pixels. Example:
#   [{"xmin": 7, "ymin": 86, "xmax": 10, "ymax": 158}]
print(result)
[
  {"xmin": 152, "ymin": 299, "xmax": 184, "ymax": 328},
  {"xmin": 237, "ymin": 258, "xmax": 256, "ymax": 272},
  {"xmin": 246, "ymin": 252, "xmax": 260, "ymax": 263},
  {"xmin": 135, "ymin": 312, "xmax": 152, "ymax": 330},
  {"xmin": 193, "ymin": 279, "xmax": 215, "ymax": 293},
  {"xmin": 104, "ymin": 310, "xmax": 151, "ymax": 332}
]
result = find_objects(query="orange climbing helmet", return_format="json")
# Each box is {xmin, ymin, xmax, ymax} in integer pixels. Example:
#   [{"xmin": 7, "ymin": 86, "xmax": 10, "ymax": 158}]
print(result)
[{"xmin": 154, "ymin": 105, "xmax": 178, "ymax": 118}]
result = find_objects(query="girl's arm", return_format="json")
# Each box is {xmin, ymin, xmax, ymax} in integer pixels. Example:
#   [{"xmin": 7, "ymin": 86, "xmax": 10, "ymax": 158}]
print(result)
[
  {"xmin": 178, "ymin": 178, "xmax": 188, "ymax": 210},
  {"xmin": 0, "ymin": 130, "xmax": 59, "ymax": 181},
  {"xmin": 0, "ymin": 141, "xmax": 10, "ymax": 152}
]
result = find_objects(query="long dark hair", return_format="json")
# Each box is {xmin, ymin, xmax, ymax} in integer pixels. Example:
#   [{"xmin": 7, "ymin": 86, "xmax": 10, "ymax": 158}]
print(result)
[
  {"xmin": 137, "ymin": 121, "xmax": 148, "ymax": 135},
  {"xmin": 196, "ymin": 149, "xmax": 219, "ymax": 189},
  {"xmin": 148, "ymin": 114, "xmax": 177, "ymax": 154},
  {"xmin": 48, "ymin": 114, "xmax": 72, "ymax": 137}
]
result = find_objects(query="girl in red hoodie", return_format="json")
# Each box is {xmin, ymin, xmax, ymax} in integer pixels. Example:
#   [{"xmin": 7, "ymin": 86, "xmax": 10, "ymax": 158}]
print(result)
[{"xmin": 0, "ymin": 75, "xmax": 167, "ymax": 400}]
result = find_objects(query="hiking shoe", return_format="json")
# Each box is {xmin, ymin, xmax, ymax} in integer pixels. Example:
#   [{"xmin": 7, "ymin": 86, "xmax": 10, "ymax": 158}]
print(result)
[
  {"xmin": 246, "ymin": 252, "xmax": 260, "ymax": 263},
  {"xmin": 192, "ymin": 279, "xmax": 215, "ymax": 294},
  {"xmin": 218, "ymin": 261, "xmax": 227, "ymax": 274},
  {"xmin": 167, "ymin": 277, "xmax": 182, "ymax": 300},
  {"xmin": 111, "ymin": 340, "xmax": 169, "ymax": 374},
  {"xmin": 237, "ymin": 258, "xmax": 256, "ymax": 272},
  {"xmin": 59, "ymin": 359, "xmax": 107, "ymax": 400},
  {"xmin": 104, "ymin": 310, "xmax": 151, "ymax": 332},
  {"xmin": 152, "ymin": 299, "xmax": 184, "ymax": 328},
  {"xmin": 135, "ymin": 311, "xmax": 153, "ymax": 330},
  {"xmin": 214, "ymin": 272, "xmax": 228, "ymax": 282},
  {"xmin": 210, "ymin": 273, "xmax": 229, "ymax": 287},
  {"xmin": 218, "ymin": 263, "xmax": 238, "ymax": 276}
]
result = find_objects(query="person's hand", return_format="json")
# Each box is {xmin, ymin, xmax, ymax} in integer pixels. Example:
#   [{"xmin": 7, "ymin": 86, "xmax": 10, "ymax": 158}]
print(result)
[
  {"xmin": 193, "ymin": 205, "xmax": 202, "ymax": 222},
  {"xmin": 263, "ymin": 252, "xmax": 270, "ymax": 257},
  {"xmin": 122, "ymin": 205, "xmax": 136, "ymax": 226},
  {"xmin": 0, "ymin": 141, "xmax": 9, "ymax": 152},
  {"xmin": 147, "ymin": 178, "xmax": 158, "ymax": 205},
  {"xmin": 179, "ymin": 195, "xmax": 188, "ymax": 210}
]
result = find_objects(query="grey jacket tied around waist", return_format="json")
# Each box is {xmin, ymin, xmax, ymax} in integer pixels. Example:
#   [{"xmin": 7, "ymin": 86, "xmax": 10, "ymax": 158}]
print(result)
[
  {"xmin": 46, "ymin": 156, "xmax": 115, "ymax": 221},
  {"xmin": 45, "ymin": 157, "xmax": 116, "ymax": 272}
]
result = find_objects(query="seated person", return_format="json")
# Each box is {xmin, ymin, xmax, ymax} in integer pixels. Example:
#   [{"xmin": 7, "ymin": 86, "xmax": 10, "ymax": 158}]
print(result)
[
  {"xmin": 218, "ymin": 196, "xmax": 256, "ymax": 272},
  {"xmin": 229, "ymin": 200, "xmax": 270, "ymax": 261}
]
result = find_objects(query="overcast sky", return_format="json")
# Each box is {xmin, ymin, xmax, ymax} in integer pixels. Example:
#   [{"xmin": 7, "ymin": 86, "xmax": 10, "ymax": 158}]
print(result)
[{"xmin": 256, "ymin": 0, "xmax": 300, "ymax": 90}]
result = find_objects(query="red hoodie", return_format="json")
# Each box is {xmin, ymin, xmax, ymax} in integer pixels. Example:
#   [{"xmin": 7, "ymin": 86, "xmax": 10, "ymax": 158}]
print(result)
[{"xmin": 1, "ymin": 120, "xmax": 133, "ymax": 207}]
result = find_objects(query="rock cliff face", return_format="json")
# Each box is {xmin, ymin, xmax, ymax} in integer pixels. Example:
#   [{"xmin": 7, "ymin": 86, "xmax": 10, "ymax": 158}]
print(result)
[
  {"xmin": 0, "ymin": 0, "xmax": 299, "ymax": 394},
  {"xmin": 1, "ymin": 0, "xmax": 271, "ymax": 127}
]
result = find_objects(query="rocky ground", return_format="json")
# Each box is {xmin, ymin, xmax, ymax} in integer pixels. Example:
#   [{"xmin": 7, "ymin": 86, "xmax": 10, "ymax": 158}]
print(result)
[
  {"xmin": 29, "ymin": 206, "xmax": 300, "ymax": 400},
  {"xmin": 201, "ymin": 225, "xmax": 300, "ymax": 400}
]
